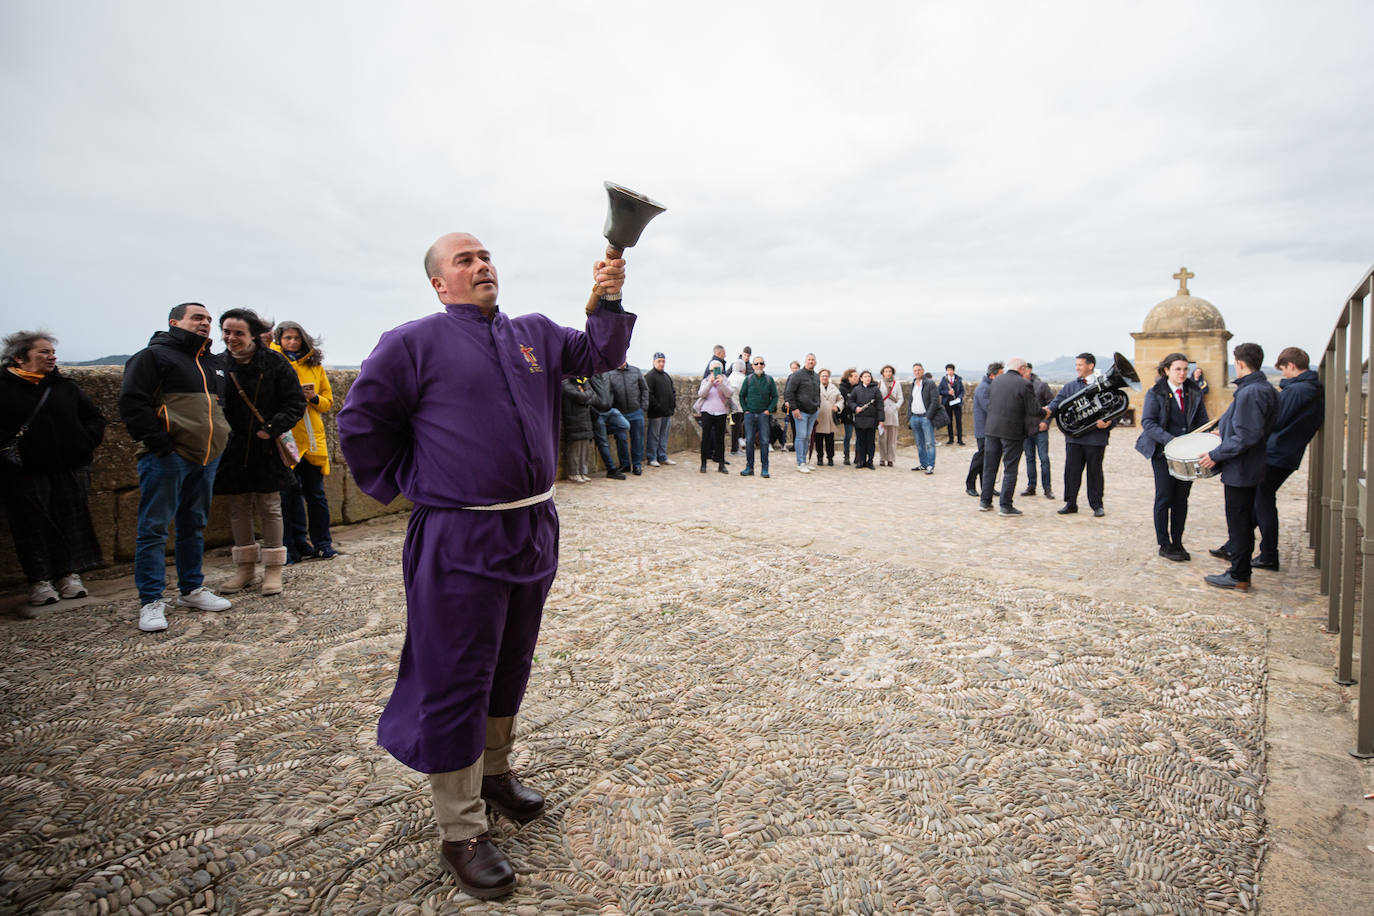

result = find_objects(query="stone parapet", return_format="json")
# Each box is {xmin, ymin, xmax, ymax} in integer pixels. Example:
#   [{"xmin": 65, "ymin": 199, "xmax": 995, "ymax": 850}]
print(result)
[{"xmin": 0, "ymin": 371, "xmax": 982, "ymax": 586}]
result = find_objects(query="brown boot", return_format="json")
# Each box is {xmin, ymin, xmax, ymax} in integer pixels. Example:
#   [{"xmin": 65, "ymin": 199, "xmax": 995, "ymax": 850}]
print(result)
[
  {"xmin": 439, "ymin": 833, "xmax": 515, "ymax": 899},
  {"xmin": 261, "ymin": 547, "xmax": 288, "ymax": 596},
  {"xmin": 481, "ymin": 771, "xmax": 545, "ymax": 822},
  {"xmin": 221, "ymin": 545, "xmax": 259, "ymax": 593}
]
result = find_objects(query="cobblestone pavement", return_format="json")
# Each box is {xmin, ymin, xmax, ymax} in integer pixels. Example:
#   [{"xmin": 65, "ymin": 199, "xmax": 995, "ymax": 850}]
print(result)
[{"xmin": 2, "ymin": 434, "xmax": 1370, "ymax": 914}]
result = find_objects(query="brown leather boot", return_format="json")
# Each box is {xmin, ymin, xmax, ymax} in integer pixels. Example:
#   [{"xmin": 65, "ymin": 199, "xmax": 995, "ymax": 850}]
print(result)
[
  {"xmin": 260, "ymin": 547, "xmax": 288, "ymax": 596},
  {"xmin": 439, "ymin": 833, "xmax": 515, "ymax": 899},
  {"xmin": 221, "ymin": 545, "xmax": 259, "ymax": 593},
  {"xmin": 481, "ymin": 771, "xmax": 545, "ymax": 822}
]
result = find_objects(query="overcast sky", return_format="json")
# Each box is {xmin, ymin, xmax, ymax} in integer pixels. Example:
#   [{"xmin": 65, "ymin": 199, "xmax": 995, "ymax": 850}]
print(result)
[{"xmin": 3, "ymin": 1, "xmax": 1372, "ymax": 374}]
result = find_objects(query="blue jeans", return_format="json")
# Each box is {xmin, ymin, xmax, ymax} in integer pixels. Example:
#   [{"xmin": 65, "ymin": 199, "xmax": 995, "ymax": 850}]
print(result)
[
  {"xmin": 792, "ymin": 411, "xmax": 817, "ymax": 465},
  {"xmin": 620, "ymin": 409, "xmax": 646, "ymax": 470},
  {"xmin": 281, "ymin": 459, "xmax": 332, "ymax": 558},
  {"xmin": 909, "ymin": 415, "xmax": 935, "ymax": 469},
  {"xmin": 743, "ymin": 411, "xmax": 771, "ymax": 473},
  {"xmin": 593, "ymin": 409, "xmax": 630, "ymax": 471},
  {"xmin": 646, "ymin": 415, "xmax": 671, "ymax": 462},
  {"xmin": 1023, "ymin": 429, "xmax": 1050, "ymax": 491},
  {"xmin": 134, "ymin": 452, "xmax": 220, "ymax": 604}
]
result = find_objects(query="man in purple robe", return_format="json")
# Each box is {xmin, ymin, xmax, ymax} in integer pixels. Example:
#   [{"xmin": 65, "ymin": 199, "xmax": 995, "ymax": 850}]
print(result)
[{"xmin": 337, "ymin": 232, "xmax": 633, "ymax": 899}]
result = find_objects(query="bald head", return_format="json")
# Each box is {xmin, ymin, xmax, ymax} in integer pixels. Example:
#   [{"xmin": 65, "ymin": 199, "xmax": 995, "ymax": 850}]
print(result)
[{"xmin": 425, "ymin": 233, "xmax": 499, "ymax": 309}]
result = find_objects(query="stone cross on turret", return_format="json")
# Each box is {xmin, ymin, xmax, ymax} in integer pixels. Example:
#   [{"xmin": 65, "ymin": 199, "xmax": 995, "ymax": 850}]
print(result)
[{"xmin": 1173, "ymin": 266, "xmax": 1195, "ymax": 296}]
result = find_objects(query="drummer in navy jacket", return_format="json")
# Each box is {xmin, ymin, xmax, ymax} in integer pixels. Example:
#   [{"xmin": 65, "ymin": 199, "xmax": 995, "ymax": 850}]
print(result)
[
  {"xmin": 1214, "ymin": 346, "xmax": 1324, "ymax": 570},
  {"xmin": 1135, "ymin": 353, "xmax": 1208, "ymax": 561},
  {"xmin": 1198, "ymin": 343, "xmax": 1279, "ymax": 590}
]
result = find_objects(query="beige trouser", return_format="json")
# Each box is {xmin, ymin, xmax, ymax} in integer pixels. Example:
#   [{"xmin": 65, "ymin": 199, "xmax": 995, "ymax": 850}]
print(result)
[
  {"xmin": 228, "ymin": 492, "xmax": 284, "ymax": 548},
  {"xmin": 427, "ymin": 715, "xmax": 516, "ymax": 841},
  {"xmin": 878, "ymin": 425, "xmax": 897, "ymax": 463}
]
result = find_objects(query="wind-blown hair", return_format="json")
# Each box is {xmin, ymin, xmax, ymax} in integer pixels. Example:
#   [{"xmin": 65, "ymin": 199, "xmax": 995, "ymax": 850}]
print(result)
[
  {"xmin": 2, "ymin": 329, "xmax": 56, "ymax": 368},
  {"xmin": 219, "ymin": 308, "xmax": 272, "ymax": 341},
  {"xmin": 274, "ymin": 321, "xmax": 324, "ymax": 367}
]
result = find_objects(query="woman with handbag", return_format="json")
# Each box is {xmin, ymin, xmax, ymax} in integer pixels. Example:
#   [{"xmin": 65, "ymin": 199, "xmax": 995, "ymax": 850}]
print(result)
[
  {"xmin": 0, "ymin": 330, "xmax": 106, "ymax": 608},
  {"xmin": 216, "ymin": 309, "xmax": 306, "ymax": 596},
  {"xmin": 271, "ymin": 322, "xmax": 338, "ymax": 563},
  {"xmin": 812, "ymin": 368, "xmax": 843, "ymax": 466}
]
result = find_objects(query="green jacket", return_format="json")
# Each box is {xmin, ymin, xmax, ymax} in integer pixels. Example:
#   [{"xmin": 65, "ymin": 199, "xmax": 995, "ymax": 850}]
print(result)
[{"xmin": 738, "ymin": 372, "xmax": 778, "ymax": 413}]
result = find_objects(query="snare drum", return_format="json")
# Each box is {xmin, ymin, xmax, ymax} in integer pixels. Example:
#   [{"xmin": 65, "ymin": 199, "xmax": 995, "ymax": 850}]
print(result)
[{"xmin": 1163, "ymin": 432, "xmax": 1222, "ymax": 481}]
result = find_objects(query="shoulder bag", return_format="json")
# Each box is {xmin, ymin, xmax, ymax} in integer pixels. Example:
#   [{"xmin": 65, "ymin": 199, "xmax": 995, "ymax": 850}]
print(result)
[
  {"xmin": 0, "ymin": 388, "xmax": 51, "ymax": 469},
  {"xmin": 228, "ymin": 370, "xmax": 300, "ymax": 468}
]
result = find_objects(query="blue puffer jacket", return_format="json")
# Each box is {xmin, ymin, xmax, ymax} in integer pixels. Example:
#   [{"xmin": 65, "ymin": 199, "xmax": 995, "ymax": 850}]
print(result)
[
  {"xmin": 1209, "ymin": 370, "xmax": 1279, "ymax": 486},
  {"xmin": 972, "ymin": 375, "xmax": 994, "ymax": 439},
  {"xmin": 1266, "ymin": 369, "xmax": 1323, "ymax": 470}
]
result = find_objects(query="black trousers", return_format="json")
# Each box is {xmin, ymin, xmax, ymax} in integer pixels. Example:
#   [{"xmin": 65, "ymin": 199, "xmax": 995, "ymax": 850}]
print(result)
[
  {"xmin": 700, "ymin": 413, "xmax": 727, "ymax": 464},
  {"xmin": 1150, "ymin": 455, "xmax": 1193, "ymax": 547},
  {"xmin": 813, "ymin": 432, "xmax": 835, "ymax": 462},
  {"xmin": 854, "ymin": 427, "xmax": 876, "ymax": 466},
  {"xmin": 966, "ymin": 436, "xmax": 989, "ymax": 490},
  {"xmin": 1223, "ymin": 464, "xmax": 1296, "ymax": 562},
  {"xmin": 729, "ymin": 412, "xmax": 744, "ymax": 452},
  {"xmin": 1224, "ymin": 483, "xmax": 1258, "ymax": 581},
  {"xmin": 1063, "ymin": 442, "xmax": 1105, "ymax": 510},
  {"xmin": 982, "ymin": 436, "xmax": 1024, "ymax": 508},
  {"xmin": 946, "ymin": 404, "xmax": 963, "ymax": 443}
]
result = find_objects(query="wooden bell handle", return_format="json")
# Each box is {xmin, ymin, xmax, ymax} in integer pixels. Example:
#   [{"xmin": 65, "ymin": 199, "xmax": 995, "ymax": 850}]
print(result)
[{"xmin": 585, "ymin": 244, "xmax": 625, "ymax": 312}]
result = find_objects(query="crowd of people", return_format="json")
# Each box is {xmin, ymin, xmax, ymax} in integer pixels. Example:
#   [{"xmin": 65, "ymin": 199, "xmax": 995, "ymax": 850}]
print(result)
[
  {"xmin": 0, "ymin": 221, "xmax": 1332, "ymax": 900},
  {"xmin": 1, "ymin": 308, "xmax": 339, "ymax": 627}
]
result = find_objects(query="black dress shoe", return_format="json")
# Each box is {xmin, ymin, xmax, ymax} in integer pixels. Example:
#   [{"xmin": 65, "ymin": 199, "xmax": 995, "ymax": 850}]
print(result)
[
  {"xmin": 1057, "ymin": 505, "xmax": 1077, "ymax": 515},
  {"xmin": 1251, "ymin": 557, "xmax": 1280, "ymax": 571},
  {"xmin": 1019, "ymin": 487, "xmax": 1035, "ymax": 496},
  {"xmin": 1044, "ymin": 490, "xmax": 1054, "ymax": 499},
  {"xmin": 481, "ymin": 771, "xmax": 546, "ymax": 822},
  {"xmin": 1208, "ymin": 546, "xmax": 1232, "ymax": 560},
  {"xmin": 966, "ymin": 486, "xmax": 979, "ymax": 497},
  {"xmin": 440, "ymin": 833, "xmax": 516, "ymax": 899},
  {"xmin": 1159, "ymin": 545, "xmax": 1190, "ymax": 562},
  {"xmin": 606, "ymin": 468, "xmax": 626, "ymax": 480}
]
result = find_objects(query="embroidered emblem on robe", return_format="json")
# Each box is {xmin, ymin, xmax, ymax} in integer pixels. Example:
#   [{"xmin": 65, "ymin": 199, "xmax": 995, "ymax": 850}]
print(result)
[{"xmin": 520, "ymin": 344, "xmax": 542, "ymax": 373}]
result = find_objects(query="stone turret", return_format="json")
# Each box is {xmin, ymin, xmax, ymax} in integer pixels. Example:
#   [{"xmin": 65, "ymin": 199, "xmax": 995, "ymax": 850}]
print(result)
[{"xmin": 1130, "ymin": 267, "xmax": 1232, "ymax": 418}]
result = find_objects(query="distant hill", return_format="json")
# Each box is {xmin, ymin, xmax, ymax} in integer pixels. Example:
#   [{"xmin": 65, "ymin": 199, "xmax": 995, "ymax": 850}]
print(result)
[{"xmin": 66, "ymin": 355, "xmax": 130, "ymax": 366}]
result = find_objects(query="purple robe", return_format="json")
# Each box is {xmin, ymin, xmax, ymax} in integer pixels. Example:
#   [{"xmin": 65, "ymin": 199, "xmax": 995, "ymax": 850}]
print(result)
[{"xmin": 338, "ymin": 301, "xmax": 634, "ymax": 772}]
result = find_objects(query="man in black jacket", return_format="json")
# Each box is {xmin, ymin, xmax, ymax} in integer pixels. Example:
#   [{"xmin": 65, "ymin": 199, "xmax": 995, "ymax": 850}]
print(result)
[
  {"xmin": 783, "ymin": 353, "xmax": 821, "ymax": 472},
  {"xmin": 118, "ymin": 303, "xmax": 234, "ymax": 632},
  {"xmin": 1046, "ymin": 352, "xmax": 1114, "ymax": 517},
  {"xmin": 1214, "ymin": 346, "xmax": 1323, "ymax": 571},
  {"xmin": 608, "ymin": 362, "xmax": 649, "ymax": 474},
  {"xmin": 939, "ymin": 364, "xmax": 965, "ymax": 445},
  {"xmin": 980, "ymin": 358, "xmax": 1043, "ymax": 516},
  {"xmin": 644, "ymin": 352, "xmax": 677, "ymax": 467}
]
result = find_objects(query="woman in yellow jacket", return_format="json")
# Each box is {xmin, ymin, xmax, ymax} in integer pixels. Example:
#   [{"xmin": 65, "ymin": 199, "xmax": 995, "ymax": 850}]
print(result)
[{"xmin": 272, "ymin": 322, "xmax": 337, "ymax": 562}]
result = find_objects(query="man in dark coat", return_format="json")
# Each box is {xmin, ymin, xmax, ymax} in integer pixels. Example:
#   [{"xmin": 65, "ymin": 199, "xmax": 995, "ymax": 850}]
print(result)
[
  {"xmin": 119, "ymin": 303, "xmax": 233, "ymax": 632},
  {"xmin": 980, "ymin": 358, "xmax": 1044, "ymax": 515},
  {"xmin": 965, "ymin": 363, "xmax": 1002, "ymax": 496},
  {"xmin": 608, "ymin": 361, "xmax": 648, "ymax": 474},
  {"xmin": 1020, "ymin": 364, "xmax": 1054, "ymax": 498},
  {"xmin": 644, "ymin": 352, "xmax": 677, "ymax": 467},
  {"xmin": 1199, "ymin": 342, "xmax": 1280, "ymax": 590},
  {"xmin": 1214, "ymin": 346, "xmax": 1323, "ymax": 570},
  {"xmin": 1046, "ymin": 352, "xmax": 1115, "ymax": 517},
  {"xmin": 337, "ymin": 232, "xmax": 633, "ymax": 898},
  {"xmin": 939, "ymin": 364, "xmax": 965, "ymax": 445}
]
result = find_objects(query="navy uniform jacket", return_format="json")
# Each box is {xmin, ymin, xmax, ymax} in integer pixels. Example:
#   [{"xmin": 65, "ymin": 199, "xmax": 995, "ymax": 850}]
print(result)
[
  {"xmin": 1266, "ymin": 369, "xmax": 1323, "ymax": 470},
  {"xmin": 1135, "ymin": 377, "xmax": 1208, "ymax": 459},
  {"xmin": 1047, "ymin": 376, "xmax": 1115, "ymax": 447},
  {"xmin": 1208, "ymin": 370, "xmax": 1279, "ymax": 487}
]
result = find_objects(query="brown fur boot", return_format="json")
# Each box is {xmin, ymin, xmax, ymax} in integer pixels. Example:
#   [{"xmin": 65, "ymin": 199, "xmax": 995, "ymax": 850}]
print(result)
[
  {"xmin": 222, "ymin": 545, "xmax": 260, "ymax": 593},
  {"xmin": 261, "ymin": 547, "xmax": 288, "ymax": 596}
]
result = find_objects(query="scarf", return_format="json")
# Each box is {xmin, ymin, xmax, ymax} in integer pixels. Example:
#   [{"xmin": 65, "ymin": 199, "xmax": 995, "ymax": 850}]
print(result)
[{"xmin": 7, "ymin": 367, "xmax": 46, "ymax": 384}]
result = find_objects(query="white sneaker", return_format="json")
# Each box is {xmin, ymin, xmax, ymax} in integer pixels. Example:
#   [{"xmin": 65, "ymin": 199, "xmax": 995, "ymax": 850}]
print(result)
[
  {"xmin": 177, "ymin": 586, "xmax": 232, "ymax": 612},
  {"xmin": 138, "ymin": 600, "xmax": 168, "ymax": 632},
  {"xmin": 29, "ymin": 580, "xmax": 59, "ymax": 606},
  {"xmin": 55, "ymin": 574, "xmax": 87, "ymax": 599},
  {"xmin": 661, "ymin": 458, "xmax": 676, "ymax": 465},
  {"xmin": 648, "ymin": 460, "xmax": 660, "ymax": 467},
  {"xmin": 797, "ymin": 464, "xmax": 811, "ymax": 473}
]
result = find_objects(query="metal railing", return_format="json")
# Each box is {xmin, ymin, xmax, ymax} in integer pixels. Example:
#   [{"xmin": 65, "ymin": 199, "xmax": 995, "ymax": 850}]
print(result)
[{"xmin": 1310, "ymin": 266, "xmax": 1374, "ymax": 758}]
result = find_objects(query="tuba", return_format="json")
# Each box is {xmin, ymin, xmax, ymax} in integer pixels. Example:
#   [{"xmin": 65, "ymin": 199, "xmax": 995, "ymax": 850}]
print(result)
[{"xmin": 1054, "ymin": 352, "xmax": 1140, "ymax": 437}]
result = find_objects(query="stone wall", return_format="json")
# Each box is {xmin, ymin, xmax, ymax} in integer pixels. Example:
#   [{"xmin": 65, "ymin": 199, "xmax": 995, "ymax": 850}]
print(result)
[{"xmin": 0, "ymin": 371, "xmax": 978, "ymax": 587}]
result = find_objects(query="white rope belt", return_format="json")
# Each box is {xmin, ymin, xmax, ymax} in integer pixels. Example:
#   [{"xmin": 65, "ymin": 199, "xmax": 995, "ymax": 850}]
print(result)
[{"xmin": 459, "ymin": 486, "xmax": 555, "ymax": 511}]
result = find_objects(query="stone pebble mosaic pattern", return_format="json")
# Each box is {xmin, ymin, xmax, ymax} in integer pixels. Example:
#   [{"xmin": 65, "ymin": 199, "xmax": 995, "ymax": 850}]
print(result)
[{"xmin": 2, "ymin": 501, "xmax": 1265, "ymax": 915}]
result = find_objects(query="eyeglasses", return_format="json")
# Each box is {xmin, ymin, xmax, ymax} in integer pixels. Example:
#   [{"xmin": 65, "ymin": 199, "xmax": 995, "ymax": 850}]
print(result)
[{"xmin": 752, "ymin": 361, "xmax": 764, "ymax": 366}]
